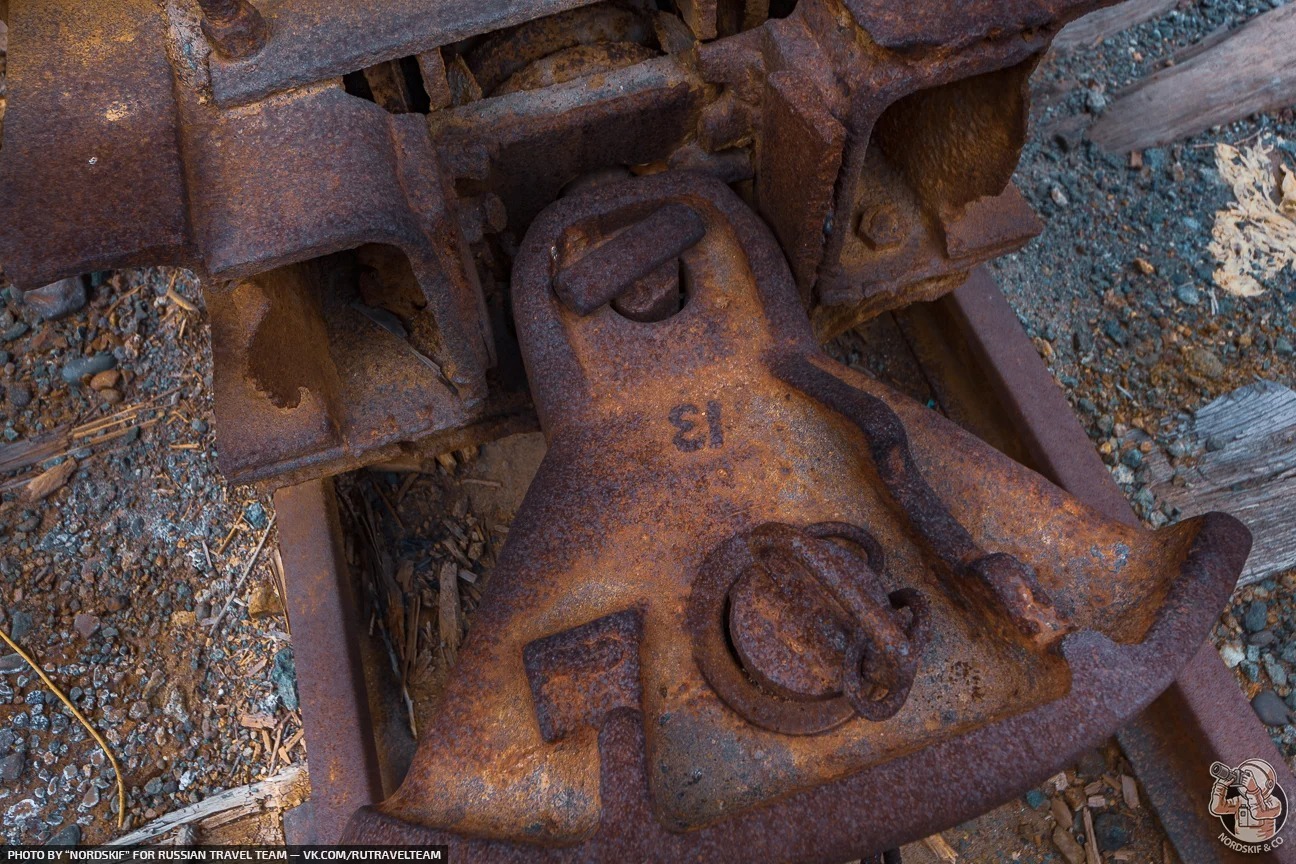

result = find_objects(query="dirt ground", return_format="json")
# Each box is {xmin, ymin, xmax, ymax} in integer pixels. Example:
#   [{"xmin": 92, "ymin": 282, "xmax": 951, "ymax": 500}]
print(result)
[{"xmin": 2, "ymin": 0, "xmax": 1295, "ymax": 860}]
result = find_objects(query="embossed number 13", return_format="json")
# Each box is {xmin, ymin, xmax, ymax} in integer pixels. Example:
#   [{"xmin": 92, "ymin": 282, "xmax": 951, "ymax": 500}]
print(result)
[{"xmin": 669, "ymin": 401, "xmax": 724, "ymax": 452}]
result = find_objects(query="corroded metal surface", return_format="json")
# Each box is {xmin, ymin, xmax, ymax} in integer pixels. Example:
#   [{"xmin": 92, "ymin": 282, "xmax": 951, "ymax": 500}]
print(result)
[
  {"xmin": 341, "ymin": 172, "xmax": 1250, "ymax": 859},
  {"xmin": 0, "ymin": 0, "xmax": 1115, "ymax": 488}
]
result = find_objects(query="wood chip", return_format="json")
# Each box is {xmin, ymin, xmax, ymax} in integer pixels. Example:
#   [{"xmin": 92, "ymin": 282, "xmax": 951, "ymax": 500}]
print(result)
[
  {"xmin": 1053, "ymin": 0, "xmax": 1176, "ymax": 53},
  {"xmin": 1091, "ymin": 5, "xmax": 1296, "ymax": 152},
  {"xmin": 1082, "ymin": 808, "xmax": 1101, "ymax": 864},
  {"xmin": 1122, "ymin": 774, "xmax": 1140, "ymax": 809},
  {"xmin": 438, "ymin": 560, "xmax": 462, "ymax": 663},
  {"xmin": 1051, "ymin": 796, "xmax": 1074, "ymax": 830},
  {"xmin": 24, "ymin": 457, "xmax": 76, "ymax": 502},
  {"xmin": 238, "ymin": 712, "xmax": 276, "ymax": 730},
  {"xmin": 923, "ymin": 833, "xmax": 958, "ymax": 862}
]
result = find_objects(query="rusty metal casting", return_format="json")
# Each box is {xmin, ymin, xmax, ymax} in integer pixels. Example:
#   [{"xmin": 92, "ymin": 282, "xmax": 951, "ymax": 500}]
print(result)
[
  {"xmin": 0, "ymin": 0, "xmax": 1121, "ymax": 487},
  {"xmin": 335, "ymin": 171, "xmax": 1251, "ymax": 859}
]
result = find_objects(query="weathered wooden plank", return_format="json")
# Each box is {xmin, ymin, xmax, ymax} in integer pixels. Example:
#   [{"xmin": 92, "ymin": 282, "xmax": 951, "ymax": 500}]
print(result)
[
  {"xmin": 1090, "ymin": 4, "xmax": 1296, "ymax": 152},
  {"xmin": 1145, "ymin": 380, "xmax": 1296, "ymax": 586},
  {"xmin": 1052, "ymin": 0, "xmax": 1176, "ymax": 53}
]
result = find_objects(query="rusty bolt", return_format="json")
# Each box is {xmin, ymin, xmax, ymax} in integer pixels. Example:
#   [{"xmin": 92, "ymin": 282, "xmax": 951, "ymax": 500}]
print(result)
[
  {"xmin": 857, "ymin": 204, "xmax": 907, "ymax": 249},
  {"xmin": 198, "ymin": 0, "xmax": 269, "ymax": 60}
]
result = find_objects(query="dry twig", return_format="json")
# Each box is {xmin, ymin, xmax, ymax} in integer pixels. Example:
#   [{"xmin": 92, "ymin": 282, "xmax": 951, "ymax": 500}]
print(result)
[{"xmin": 0, "ymin": 626, "xmax": 127, "ymax": 828}]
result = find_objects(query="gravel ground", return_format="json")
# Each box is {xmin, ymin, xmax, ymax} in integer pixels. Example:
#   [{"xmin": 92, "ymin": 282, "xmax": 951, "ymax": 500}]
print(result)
[
  {"xmin": 993, "ymin": 0, "xmax": 1296, "ymax": 782},
  {"xmin": 2, "ymin": 0, "xmax": 1295, "ymax": 857},
  {"xmin": 0, "ymin": 270, "xmax": 300, "ymax": 845}
]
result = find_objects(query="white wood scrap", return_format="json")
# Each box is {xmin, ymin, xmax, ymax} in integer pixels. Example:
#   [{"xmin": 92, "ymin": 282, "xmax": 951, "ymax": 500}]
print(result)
[{"xmin": 1144, "ymin": 380, "xmax": 1296, "ymax": 586}]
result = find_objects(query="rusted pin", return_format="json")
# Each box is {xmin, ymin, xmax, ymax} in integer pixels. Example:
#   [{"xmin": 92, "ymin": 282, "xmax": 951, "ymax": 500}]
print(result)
[{"xmin": 198, "ymin": 0, "xmax": 269, "ymax": 60}]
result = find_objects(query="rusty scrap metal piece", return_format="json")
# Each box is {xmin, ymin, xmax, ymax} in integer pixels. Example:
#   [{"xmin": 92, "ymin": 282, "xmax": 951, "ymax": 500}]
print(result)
[
  {"xmin": 342, "ymin": 172, "xmax": 1250, "ymax": 859},
  {"xmin": 553, "ymin": 203, "xmax": 705, "ymax": 316},
  {"xmin": 692, "ymin": 520, "xmax": 929, "ymax": 734},
  {"xmin": 0, "ymin": 0, "xmax": 1119, "ymax": 488},
  {"xmin": 198, "ymin": 0, "xmax": 270, "ymax": 60}
]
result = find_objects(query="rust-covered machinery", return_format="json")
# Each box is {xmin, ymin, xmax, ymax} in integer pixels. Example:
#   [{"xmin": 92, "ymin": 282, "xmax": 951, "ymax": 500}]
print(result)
[{"xmin": 0, "ymin": 0, "xmax": 1272, "ymax": 860}]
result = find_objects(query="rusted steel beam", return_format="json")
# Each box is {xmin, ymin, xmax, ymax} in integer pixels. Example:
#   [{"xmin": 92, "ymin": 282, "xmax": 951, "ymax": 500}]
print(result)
[{"xmin": 273, "ymin": 479, "xmax": 384, "ymax": 844}]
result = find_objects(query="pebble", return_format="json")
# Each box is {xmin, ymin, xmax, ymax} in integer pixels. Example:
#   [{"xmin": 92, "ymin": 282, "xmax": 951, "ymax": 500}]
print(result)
[
  {"xmin": 1252, "ymin": 690, "xmax": 1290, "ymax": 727},
  {"xmin": 2, "ymin": 322, "xmax": 30, "ymax": 343},
  {"xmin": 0, "ymin": 752, "xmax": 25, "ymax": 783},
  {"xmin": 60, "ymin": 353, "xmax": 116, "ymax": 384},
  {"xmin": 1174, "ymin": 284, "xmax": 1200, "ymax": 305},
  {"xmin": 1111, "ymin": 464, "xmax": 1135, "ymax": 486},
  {"xmin": 99, "ymin": 388, "xmax": 124, "ymax": 405},
  {"xmin": 1245, "ymin": 601, "xmax": 1270, "ymax": 633},
  {"xmin": 21, "ymin": 278, "xmax": 87, "ymax": 321},
  {"xmin": 0, "ymin": 654, "xmax": 25, "ymax": 673},
  {"xmin": 1277, "ymin": 338, "xmax": 1295, "ymax": 357},
  {"xmin": 1050, "ymin": 185, "xmax": 1070, "ymax": 206},
  {"xmin": 1094, "ymin": 812, "xmax": 1132, "ymax": 852},
  {"xmin": 128, "ymin": 701, "xmax": 150, "ymax": 721},
  {"xmin": 10, "ymin": 385, "xmax": 32, "ymax": 408},
  {"xmin": 72, "ymin": 613, "xmax": 101, "ymax": 639},
  {"xmin": 1025, "ymin": 789, "xmax": 1046, "ymax": 809},
  {"xmin": 88, "ymin": 369, "xmax": 121, "ymax": 391},
  {"xmin": 244, "ymin": 502, "xmax": 269, "ymax": 530},
  {"xmin": 272, "ymin": 648, "xmax": 299, "ymax": 711},
  {"xmin": 1265, "ymin": 656, "xmax": 1289, "ymax": 688},
  {"xmin": 1220, "ymin": 643, "xmax": 1245, "ymax": 668},
  {"xmin": 45, "ymin": 825, "xmax": 81, "ymax": 847},
  {"xmin": 9, "ymin": 611, "xmax": 33, "ymax": 641},
  {"xmin": 1121, "ymin": 449, "xmax": 1143, "ymax": 469}
]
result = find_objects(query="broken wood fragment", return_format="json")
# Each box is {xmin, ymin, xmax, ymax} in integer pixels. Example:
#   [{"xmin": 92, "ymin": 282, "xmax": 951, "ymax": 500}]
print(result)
[
  {"xmin": 1053, "ymin": 0, "xmax": 1176, "ymax": 53},
  {"xmin": 1091, "ymin": 5, "xmax": 1296, "ymax": 152}
]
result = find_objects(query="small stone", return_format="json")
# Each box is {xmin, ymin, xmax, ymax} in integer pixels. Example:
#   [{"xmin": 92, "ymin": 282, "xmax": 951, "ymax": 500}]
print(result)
[
  {"xmin": 1250, "ymin": 630, "xmax": 1277, "ymax": 647},
  {"xmin": 1206, "ymin": 435, "xmax": 1227, "ymax": 452},
  {"xmin": 191, "ymin": 418, "xmax": 209, "ymax": 434},
  {"xmin": 128, "ymin": 701, "xmax": 150, "ymax": 721},
  {"xmin": 1050, "ymin": 185, "xmax": 1070, "ymax": 206},
  {"xmin": 10, "ymin": 385, "xmax": 32, "ymax": 408},
  {"xmin": 79, "ymin": 785, "xmax": 100, "ymax": 811},
  {"xmin": 0, "ymin": 654, "xmax": 25, "ymax": 673},
  {"xmin": 1175, "ymin": 284, "xmax": 1200, "ymax": 306},
  {"xmin": 1252, "ymin": 690, "xmax": 1290, "ymax": 726},
  {"xmin": 10, "ymin": 610, "xmax": 33, "ymax": 641},
  {"xmin": 1111, "ymin": 464, "xmax": 1135, "ymax": 486},
  {"xmin": 1189, "ymin": 348, "xmax": 1225, "ymax": 381},
  {"xmin": 1281, "ymin": 642, "xmax": 1296, "ymax": 665},
  {"xmin": 244, "ymin": 501, "xmax": 269, "ymax": 530},
  {"xmin": 61, "ymin": 353, "xmax": 117, "ymax": 384},
  {"xmin": 1102, "ymin": 320, "xmax": 1128, "ymax": 346},
  {"xmin": 73, "ymin": 613, "xmax": 101, "ymax": 639},
  {"xmin": 1166, "ymin": 438, "xmax": 1190, "ymax": 458},
  {"xmin": 144, "ymin": 776, "xmax": 163, "ymax": 797},
  {"xmin": 0, "ymin": 751, "xmax": 25, "ymax": 782},
  {"xmin": 1097, "ymin": 415, "xmax": 1114, "ymax": 436},
  {"xmin": 1094, "ymin": 812, "xmax": 1133, "ymax": 852},
  {"xmin": 1025, "ymin": 789, "xmax": 1046, "ymax": 809},
  {"xmin": 1264, "ymin": 656, "xmax": 1288, "ymax": 688},
  {"xmin": 1121, "ymin": 449, "xmax": 1144, "ymax": 469},
  {"xmin": 45, "ymin": 825, "xmax": 82, "ymax": 847},
  {"xmin": 272, "ymin": 647, "xmax": 299, "ymax": 711},
  {"xmin": 247, "ymin": 582, "xmax": 283, "ymax": 619},
  {"xmin": 2, "ymin": 321, "xmax": 30, "ymax": 343},
  {"xmin": 88, "ymin": 369, "xmax": 121, "ymax": 391},
  {"xmin": 1219, "ymin": 643, "xmax": 1245, "ymax": 668},
  {"xmin": 1244, "ymin": 600, "xmax": 1269, "ymax": 633},
  {"xmin": 22, "ymin": 278, "xmax": 87, "ymax": 321},
  {"xmin": 99, "ymin": 388, "xmax": 124, "ymax": 405},
  {"xmin": 1276, "ymin": 338, "xmax": 1295, "ymax": 357},
  {"xmin": 1085, "ymin": 88, "xmax": 1108, "ymax": 114},
  {"xmin": 1144, "ymin": 148, "xmax": 1168, "ymax": 170},
  {"xmin": 1133, "ymin": 257, "xmax": 1156, "ymax": 275}
]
